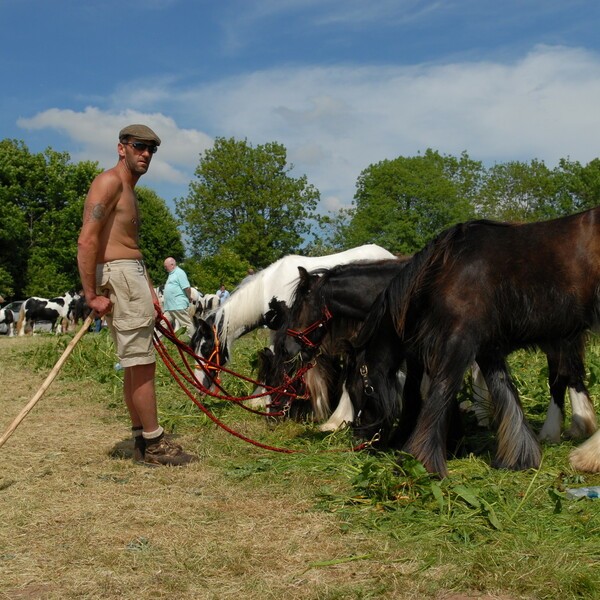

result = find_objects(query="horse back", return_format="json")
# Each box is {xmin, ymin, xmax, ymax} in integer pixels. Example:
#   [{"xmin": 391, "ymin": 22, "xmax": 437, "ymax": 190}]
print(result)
[
  {"xmin": 301, "ymin": 257, "xmax": 411, "ymax": 319},
  {"xmin": 389, "ymin": 209, "xmax": 600, "ymax": 346}
]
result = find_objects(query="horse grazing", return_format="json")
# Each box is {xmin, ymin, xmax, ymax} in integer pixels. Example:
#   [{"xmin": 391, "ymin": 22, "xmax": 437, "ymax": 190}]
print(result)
[
  {"xmin": 17, "ymin": 291, "xmax": 79, "ymax": 336},
  {"xmin": 190, "ymin": 244, "xmax": 395, "ymax": 389},
  {"xmin": 265, "ymin": 259, "xmax": 595, "ymax": 442},
  {"xmin": 346, "ymin": 209, "xmax": 600, "ymax": 477},
  {"xmin": 256, "ymin": 345, "xmax": 343, "ymax": 422},
  {"xmin": 263, "ymin": 258, "xmax": 411, "ymax": 427}
]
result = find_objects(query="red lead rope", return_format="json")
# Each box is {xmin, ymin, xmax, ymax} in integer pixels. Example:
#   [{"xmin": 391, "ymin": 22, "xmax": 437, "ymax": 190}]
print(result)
[{"xmin": 152, "ymin": 308, "xmax": 374, "ymax": 454}]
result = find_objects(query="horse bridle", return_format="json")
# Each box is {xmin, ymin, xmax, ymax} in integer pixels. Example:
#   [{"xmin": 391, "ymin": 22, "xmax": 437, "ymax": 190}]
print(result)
[
  {"xmin": 359, "ymin": 364, "xmax": 375, "ymax": 396},
  {"xmin": 198, "ymin": 324, "xmax": 223, "ymax": 384},
  {"xmin": 285, "ymin": 305, "xmax": 333, "ymax": 350}
]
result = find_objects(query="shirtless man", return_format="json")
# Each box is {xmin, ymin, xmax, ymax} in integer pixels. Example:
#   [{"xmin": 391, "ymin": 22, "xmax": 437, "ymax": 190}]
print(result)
[{"xmin": 77, "ymin": 124, "xmax": 196, "ymax": 466}]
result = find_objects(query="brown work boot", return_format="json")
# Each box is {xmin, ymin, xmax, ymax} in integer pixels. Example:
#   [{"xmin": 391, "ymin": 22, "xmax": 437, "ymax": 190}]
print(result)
[
  {"xmin": 133, "ymin": 436, "xmax": 146, "ymax": 463},
  {"xmin": 132, "ymin": 426, "xmax": 146, "ymax": 463},
  {"xmin": 142, "ymin": 433, "xmax": 197, "ymax": 466}
]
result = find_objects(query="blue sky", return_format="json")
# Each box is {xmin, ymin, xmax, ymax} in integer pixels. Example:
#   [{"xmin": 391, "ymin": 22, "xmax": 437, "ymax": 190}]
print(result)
[{"xmin": 2, "ymin": 0, "xmax": 600, "ymax": 214}]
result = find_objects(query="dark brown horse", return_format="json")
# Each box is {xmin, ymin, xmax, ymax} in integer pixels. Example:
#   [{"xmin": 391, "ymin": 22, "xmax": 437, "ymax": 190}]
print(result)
[
  {"xmin": 346, "ymin": 208, "xmax": 600, "ymax": 477},
  {"xmin": 265, "ymin": 256, "xmax": 595, "ymax": 443}
]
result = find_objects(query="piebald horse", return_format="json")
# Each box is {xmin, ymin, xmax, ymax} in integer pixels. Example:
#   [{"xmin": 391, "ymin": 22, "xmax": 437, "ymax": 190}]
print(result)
[{"xmin": 191, "ymin": 244, "xmax": 395, "ymax": 390}]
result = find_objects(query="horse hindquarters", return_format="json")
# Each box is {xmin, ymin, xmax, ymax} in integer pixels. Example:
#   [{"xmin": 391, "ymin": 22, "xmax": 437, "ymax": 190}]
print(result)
[{"xmin": 477, "ymin": 355, "xmax": 541, "ymax": 471}]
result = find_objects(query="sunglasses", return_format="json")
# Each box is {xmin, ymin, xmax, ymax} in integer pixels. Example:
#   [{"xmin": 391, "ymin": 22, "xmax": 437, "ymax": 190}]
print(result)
[{"xmin": 123, "ymin": 141, "xmax": 158, "ymax": 154}]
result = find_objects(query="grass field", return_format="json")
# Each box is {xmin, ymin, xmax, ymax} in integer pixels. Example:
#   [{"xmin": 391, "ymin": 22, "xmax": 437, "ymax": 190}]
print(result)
[{"xmin": 1, "ymin": 328, "xmax": 600, "ymax": 599}]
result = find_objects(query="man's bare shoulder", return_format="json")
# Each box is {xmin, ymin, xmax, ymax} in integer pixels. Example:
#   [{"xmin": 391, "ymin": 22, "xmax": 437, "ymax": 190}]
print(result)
[{"xmin": 88, "ymin": 167, "xmax": 124, "ymax": 199}]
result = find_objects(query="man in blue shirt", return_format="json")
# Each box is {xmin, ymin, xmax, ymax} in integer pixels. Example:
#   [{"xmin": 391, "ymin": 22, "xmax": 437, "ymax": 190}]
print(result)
[
  {"xmin": 216, "ymin": 283, "xmax": 230, "ymax": 305},
  {"xmin": 163, "ymin": 257, "xmax": 195, "ymax": 341}
]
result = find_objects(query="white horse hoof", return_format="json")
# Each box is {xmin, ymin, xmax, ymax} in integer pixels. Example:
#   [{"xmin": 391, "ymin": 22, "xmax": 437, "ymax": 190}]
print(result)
[{"xmin": 318, "ymin": 420, "xmax": 349, "ymax": 433}]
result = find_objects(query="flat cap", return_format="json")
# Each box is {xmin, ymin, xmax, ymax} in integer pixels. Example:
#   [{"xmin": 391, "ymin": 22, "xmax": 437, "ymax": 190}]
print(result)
[{"xmin": 118, "ymin": 124, "xmax": 161, "ymax": 146}]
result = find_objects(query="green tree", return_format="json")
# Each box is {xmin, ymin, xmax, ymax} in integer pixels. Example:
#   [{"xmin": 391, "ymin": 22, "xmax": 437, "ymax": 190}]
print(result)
[
  {"xmin": 136, "ymin": 187, "xmax": 185, "ymax": 286},
  {"xmin": 0, "ymin": 139, "xmax": 100, "ymax": 298},
  {"xmin": 553, "ymin": 158, "xmax": 600, "ymax": 213},
  {"xmin": 177, "ymin": 137, "xmax": 320, "ymax": 268},
  {"xmin": 337, "ymin": 149, "xmax": 481, "ymax": 254},
  {"xmin": 0, "ymin": 139, "xmax": 183, "ymax": 299},
  {"xmin": 183, "ymin": 248, "xmax": 250, "ymax": 296},
  {"xmin": 477, "ymin": 159, "xmax": 570, "ymax": 222}
]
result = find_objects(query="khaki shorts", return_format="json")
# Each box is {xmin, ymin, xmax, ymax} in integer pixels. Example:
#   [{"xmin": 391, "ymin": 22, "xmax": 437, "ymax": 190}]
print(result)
[{"xmin": 96, "ymin": 259, "xmax": 155, "ymax": 368}]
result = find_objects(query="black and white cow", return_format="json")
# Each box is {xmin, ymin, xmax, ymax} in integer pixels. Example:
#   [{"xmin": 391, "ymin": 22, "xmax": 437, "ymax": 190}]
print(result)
[
  {"xmin": 0, "ymin": 307, "xmax": 15, "ymax": 337},
  {"xmin": 17, "ymin": 291, "xmax": 79, "ymax": 336}
]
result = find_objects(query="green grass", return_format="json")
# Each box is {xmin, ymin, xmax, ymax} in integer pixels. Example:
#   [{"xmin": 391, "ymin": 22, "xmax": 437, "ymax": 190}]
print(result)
[{"xmin": 20, "ymin": 329, "xmax": 600, "ymax": 599}]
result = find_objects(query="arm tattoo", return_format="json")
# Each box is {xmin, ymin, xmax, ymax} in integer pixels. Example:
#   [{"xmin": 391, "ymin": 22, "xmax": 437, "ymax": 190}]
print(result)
[{"xmin": 88, "ymin": 203, "xmax": 107, "ymax": 221}]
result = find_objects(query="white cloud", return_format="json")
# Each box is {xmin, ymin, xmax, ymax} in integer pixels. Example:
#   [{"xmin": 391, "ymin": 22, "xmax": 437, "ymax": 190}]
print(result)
[
  {"xmin": 18, "ymin": 106, "xmax": 212, "ymax": 186},
  {"xmin": 170, "ymin": 44, "xmax": 600, "ymax": 207},
  {"xmin": 17, "ymin": 45, "xmax": 600, "ymax": 212}
]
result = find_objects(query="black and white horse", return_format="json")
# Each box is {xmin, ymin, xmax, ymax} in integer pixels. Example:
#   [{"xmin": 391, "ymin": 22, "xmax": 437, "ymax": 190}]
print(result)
[
  {"xmin": 191, "ymin": 244, "xmax": 396, "ymax": 390},
  {"xmin": 17, "ymin": 291, "xmax": 79, "ymax": 336},
  {"xmin": 345, "ymin": 209, "xmax": 600, "ymax": 477},
  {"xmin": 193, "ymin": 293, "xmax": 219, "ymax": 319},
  {"xmin": 0, "ymin": 306, "xmax": 16, "ymax": 337}
]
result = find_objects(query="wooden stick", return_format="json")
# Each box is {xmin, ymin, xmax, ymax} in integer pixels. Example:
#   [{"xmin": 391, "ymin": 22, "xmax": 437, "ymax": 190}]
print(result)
[{"xmin": 0, "ymin": 314, "xmax": 95, "ymax": 449}]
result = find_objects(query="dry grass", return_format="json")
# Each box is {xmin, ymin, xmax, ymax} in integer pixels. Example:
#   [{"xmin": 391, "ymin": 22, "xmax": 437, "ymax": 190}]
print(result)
[
  {"xmin": 0, "ymin": 335, "xmax": 456, "ymax": 600},
  {"xmin": 2, "ymin": 333, "xmax": 595, "ymax": 599}
]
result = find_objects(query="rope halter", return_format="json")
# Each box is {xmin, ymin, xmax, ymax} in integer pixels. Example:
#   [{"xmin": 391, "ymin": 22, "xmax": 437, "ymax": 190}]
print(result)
[{"xmin": 285, "ymin": 305, "xmax": 333, "ymax": 350}]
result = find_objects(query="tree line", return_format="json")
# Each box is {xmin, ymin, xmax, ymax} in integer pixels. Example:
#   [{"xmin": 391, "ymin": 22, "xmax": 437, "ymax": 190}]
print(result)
[{"xmin": 1, "ymin": 137, "xmax": 599, "ymax": 302}]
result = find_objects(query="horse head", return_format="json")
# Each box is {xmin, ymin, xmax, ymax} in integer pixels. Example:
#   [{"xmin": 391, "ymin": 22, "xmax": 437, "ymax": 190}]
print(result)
[
  {"xmin": 343, "ymin": 297, "xmax": 407, "ymax": 446},
  {"xmin": 191, "ymin": 312, "xmax": 230, "ymax": 390},
  {"xmin": 272, "ymin": 267, "xmax": 332, "ymax": 362}
]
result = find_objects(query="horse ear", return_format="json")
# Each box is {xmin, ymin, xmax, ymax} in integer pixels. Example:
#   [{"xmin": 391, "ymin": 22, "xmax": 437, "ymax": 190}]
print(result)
[
  {"xmin": 265, "ymin": 298, "xmax": 288, "ymax": 330},
  {"xmin": 296, "ymin": 266, "xmax": 313, "ymax": 296},
  {"xmin": 195, "ymin": 318, "xmax": 212, "ymax": 338}
]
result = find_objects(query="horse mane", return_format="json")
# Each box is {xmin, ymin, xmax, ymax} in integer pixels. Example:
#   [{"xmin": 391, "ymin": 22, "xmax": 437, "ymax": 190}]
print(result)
[
  {"xmin": 386, "ymin": 220, "xmax": 502, "ymax": 336},
  {"xmin": 206, "ymin": 272, "xmax": 266, "ymax": 348},
  {"xmin": 287, "ymin": 257, "xmax": 410, "ymax": 314}
]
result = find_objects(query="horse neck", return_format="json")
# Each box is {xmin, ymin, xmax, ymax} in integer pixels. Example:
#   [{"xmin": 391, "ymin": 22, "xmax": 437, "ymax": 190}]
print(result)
[
  {"xmin": 314, "ymin": 267, "xmax": 396, "ymax": 322},
  {"xmin": 60, "ymin": 292, "xmax": 77, "ymax": 316},
  {"xmin": 215, "ymin": 276, "xmax": 266, "ymax": 346}
]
